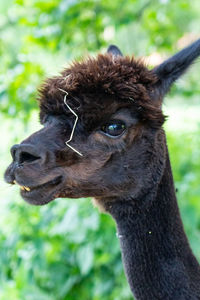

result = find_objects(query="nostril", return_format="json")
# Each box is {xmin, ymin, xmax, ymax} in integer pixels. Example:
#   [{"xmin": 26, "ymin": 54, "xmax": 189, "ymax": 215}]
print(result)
[
  {"xmin": 10, "ymin": 143, "xmax": 42, "ymax": 165},
  {"xmin": 19, "ymin": 151, "xmax": 41, "ymax": 164}
]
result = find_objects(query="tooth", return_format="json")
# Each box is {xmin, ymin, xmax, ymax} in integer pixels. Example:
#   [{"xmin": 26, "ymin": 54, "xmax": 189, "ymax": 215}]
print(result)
[
  {"xmin": 13, "ymin": 181, "xmax": 30, "ymax": 191},
  {"xmin": 24, "ymin": 186, "xmax": 30, "ymax": 191}
]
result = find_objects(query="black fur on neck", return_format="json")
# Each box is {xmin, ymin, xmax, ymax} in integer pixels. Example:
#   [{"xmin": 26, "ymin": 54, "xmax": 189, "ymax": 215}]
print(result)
[{"xmin": 105, "ymin": 151, "xmax": 200, "ymax": 299}]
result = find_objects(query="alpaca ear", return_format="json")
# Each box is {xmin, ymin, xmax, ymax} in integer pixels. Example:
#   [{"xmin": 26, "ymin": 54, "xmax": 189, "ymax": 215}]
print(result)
[
  {"xmin": 107, "ymin": 45, "xmax": 123, "ymax": 57},
  {"xmin": 152, "ymin": 38, "xmax": 200, "ymax": 97}
]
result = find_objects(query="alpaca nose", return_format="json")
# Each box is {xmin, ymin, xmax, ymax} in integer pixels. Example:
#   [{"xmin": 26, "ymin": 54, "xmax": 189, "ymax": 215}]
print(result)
[{"xmin": 11, "ymin": 144, "xmax": 42, "ymax": 165}]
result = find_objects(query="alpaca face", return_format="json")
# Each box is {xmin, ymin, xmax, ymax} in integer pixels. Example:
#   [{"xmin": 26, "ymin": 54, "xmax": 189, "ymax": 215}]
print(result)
[
  {"xmin": 4, "ymin": 95, "xmax": 166, "ymax": 206},
  {"xmin": 5, "ymin": 40, "xmax": 200, "ymax": 206}
]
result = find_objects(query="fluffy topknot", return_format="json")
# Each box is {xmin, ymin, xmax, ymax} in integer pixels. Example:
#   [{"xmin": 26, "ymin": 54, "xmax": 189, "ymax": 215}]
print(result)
[{"xmin": 38, "ymin": 53, "xmax": 165, "ymax": 128}]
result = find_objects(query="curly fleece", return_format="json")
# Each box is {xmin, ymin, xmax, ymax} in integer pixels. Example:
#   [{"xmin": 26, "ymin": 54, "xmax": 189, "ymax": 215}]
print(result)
[{"xmin": 38, "ymin": 54, "xmax": 165, "ymax": 128}]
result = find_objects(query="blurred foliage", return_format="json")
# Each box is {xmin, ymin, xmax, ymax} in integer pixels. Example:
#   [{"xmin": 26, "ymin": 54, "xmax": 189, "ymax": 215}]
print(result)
[{"xmin": 0, "ymin": 0, "xmax": 200, "ymax": 299}]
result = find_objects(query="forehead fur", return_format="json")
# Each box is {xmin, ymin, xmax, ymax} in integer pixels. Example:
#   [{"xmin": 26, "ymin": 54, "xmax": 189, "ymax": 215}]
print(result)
[{"xmin": 38, "ymin": 54, "xmax": 165, "ymax": 128}]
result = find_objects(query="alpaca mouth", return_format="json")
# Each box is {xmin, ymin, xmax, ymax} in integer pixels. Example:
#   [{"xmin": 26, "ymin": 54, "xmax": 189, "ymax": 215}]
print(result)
[{"xmin": 18, "ymin": 175, "xmax": 63, "ymax": 205}]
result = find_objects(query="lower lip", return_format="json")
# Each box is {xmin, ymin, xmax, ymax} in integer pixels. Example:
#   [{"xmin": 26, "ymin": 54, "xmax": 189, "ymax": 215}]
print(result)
[{"xmin": 20, "ymin": 176, "xmax": 63, "ymax": 205}]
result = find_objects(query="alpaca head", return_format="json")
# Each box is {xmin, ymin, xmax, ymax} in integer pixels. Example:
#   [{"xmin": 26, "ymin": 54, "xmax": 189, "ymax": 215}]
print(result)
[{"xmin": 4, "ymin": 41, "xmax": 200, "ymax": 208}]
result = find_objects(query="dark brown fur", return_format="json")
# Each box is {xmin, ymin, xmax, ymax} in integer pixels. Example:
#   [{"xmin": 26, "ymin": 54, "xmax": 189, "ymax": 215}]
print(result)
[{"xmin": 38, "ymin": 54, "xmax": 165, "ymax": 129}]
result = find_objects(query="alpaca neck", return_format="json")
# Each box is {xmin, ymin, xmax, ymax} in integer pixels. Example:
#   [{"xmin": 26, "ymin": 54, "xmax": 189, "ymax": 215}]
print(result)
[{"xmin": 108, "ymin": 154, "xmax": 200, "ymax": 300}]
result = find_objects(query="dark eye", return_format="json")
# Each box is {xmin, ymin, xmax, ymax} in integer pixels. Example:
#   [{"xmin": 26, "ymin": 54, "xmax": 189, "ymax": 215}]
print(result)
[{"xmin": 101, "ymin": 120, "xmax": 126, "ymax": 137}]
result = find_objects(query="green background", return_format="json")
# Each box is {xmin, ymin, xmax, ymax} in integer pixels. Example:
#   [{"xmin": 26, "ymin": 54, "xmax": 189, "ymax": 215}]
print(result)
[{"xmin": 0, "ymin": 0, "xmax": 200, "ymax": 299}]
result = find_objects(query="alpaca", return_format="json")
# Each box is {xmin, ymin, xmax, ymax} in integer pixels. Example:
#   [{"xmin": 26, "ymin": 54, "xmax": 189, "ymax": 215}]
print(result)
[{"xmin": 4, "ymin": 39, "xmax": 200, "ymax": 299}]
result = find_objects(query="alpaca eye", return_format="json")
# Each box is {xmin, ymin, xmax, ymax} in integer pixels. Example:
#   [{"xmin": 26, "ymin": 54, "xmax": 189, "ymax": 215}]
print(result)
[{"xmin": 101, "ymin": 120, "xmax": 126, "ymax": 137}]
